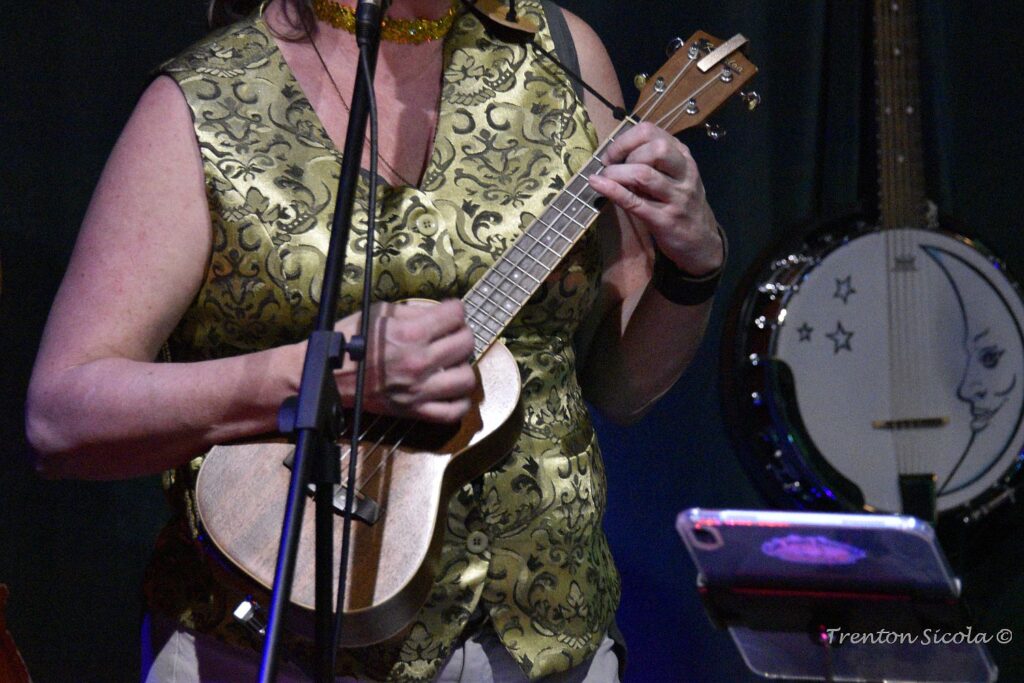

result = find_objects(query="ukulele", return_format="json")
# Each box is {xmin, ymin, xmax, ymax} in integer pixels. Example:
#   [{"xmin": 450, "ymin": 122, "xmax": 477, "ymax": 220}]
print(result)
[{"xmin": 196, "ymin": 31, "xmax": 757, "ymax": 647}]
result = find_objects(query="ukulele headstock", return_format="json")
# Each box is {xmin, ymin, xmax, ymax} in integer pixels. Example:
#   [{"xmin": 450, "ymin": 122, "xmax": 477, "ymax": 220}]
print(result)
[{"xmin": 635, "ymin": 31, "xmax": 759, "ymax": 136}]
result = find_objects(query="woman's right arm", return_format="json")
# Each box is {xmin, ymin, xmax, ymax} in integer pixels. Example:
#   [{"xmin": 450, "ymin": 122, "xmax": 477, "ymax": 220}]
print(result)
[{"xmin": 25, "ymin": 77, "xmax": 475, "ymax": 480}]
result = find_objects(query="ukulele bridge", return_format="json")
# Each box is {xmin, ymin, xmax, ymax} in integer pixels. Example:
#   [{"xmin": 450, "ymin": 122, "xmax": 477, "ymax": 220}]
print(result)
[{"xmin": 282, "ymin": 452, "xmax": 382, "ymax": 524}]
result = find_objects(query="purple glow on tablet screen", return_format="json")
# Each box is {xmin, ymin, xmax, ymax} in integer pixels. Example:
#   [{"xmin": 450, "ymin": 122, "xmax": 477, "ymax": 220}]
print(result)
[{"xmin": 761, "ymin": 535, "xmax": 867, "ymax": 565}]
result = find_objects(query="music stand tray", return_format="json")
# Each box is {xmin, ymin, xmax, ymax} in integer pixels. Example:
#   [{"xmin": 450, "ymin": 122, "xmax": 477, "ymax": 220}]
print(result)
[{"xmin": 676, "ymin": 509, "xmax": 998, "ymax": 682}]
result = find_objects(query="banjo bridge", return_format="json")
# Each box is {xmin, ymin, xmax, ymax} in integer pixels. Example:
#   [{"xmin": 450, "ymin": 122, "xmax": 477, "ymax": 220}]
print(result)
[{"xmin": 871, "ymin": 417, "xmax": 950, "ymax": 430}]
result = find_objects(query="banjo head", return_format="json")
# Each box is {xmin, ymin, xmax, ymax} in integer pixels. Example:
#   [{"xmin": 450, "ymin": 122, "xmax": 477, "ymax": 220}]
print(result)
[{"xmin": 726, "ymin": 225, "xmax": 1024, "ymax": 525}]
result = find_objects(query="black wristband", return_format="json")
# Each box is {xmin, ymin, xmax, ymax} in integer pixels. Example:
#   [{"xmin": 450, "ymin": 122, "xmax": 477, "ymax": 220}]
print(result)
[{"xmin": 650, "ymin": 224, "xmax": 728, "ymax": 306}]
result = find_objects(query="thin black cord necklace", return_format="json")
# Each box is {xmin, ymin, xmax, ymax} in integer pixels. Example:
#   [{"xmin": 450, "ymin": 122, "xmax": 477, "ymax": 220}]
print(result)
[{"xmin": 306, "ymin": 27, "xmax": 428, "ymax": 187}]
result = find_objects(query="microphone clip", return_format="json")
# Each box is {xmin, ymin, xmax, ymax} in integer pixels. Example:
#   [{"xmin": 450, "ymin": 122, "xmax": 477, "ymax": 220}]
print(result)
[{"xmin": 355, "ymin": 0, "xmax": 394, "ymax": 48}]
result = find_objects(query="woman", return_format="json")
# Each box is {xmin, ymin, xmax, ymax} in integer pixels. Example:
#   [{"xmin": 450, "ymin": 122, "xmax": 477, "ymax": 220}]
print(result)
[{"xmin": 26, "ymin": 0, "xmax": 724, "ymax": 680}]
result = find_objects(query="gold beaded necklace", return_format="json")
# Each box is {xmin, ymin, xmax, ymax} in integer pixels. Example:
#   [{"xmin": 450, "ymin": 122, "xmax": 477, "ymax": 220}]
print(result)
[{"xmin": 311, "ymin": 0, "xmax": 460, "ymax": 45}]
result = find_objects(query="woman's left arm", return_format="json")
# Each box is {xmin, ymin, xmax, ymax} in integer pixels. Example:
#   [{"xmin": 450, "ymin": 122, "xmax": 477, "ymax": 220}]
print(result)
[{"xmin": 563, "ymin": 10, "xmax": 726, "ymax": 425}]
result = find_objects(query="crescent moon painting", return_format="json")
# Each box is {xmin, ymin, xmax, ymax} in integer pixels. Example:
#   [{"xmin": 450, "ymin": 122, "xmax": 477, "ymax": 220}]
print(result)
[{"xmin": 922, "ymin": 245, "xmax": 1024, "ymax": 499}]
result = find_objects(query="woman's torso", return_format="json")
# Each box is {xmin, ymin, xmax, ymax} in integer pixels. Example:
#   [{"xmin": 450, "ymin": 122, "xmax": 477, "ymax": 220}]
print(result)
[{"xmin": 148, "ymin": 3, "xmax": 620, "ymax": 678}]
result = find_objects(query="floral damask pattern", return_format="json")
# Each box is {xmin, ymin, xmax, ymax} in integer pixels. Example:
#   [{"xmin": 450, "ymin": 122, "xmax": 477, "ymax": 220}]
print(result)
[{"xmin": 149, "ymin": 2, "xmax": 619, "ymax": 679}]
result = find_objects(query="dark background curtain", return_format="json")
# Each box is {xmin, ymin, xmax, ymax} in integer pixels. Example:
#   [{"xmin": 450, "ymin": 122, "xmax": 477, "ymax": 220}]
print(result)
[{"xmin": 2, "ymin": 1, "xmax": 1022, "ymax": 680}]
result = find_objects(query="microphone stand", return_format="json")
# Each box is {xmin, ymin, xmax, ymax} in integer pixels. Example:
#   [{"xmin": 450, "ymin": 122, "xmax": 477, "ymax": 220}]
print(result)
[
  {"xmin": 259, "ymin": 1, "xmax": 390, "ymax": 680},
  {"xmin": 254, "ymin": 2, "xmax": 622, "ymax": 678}
]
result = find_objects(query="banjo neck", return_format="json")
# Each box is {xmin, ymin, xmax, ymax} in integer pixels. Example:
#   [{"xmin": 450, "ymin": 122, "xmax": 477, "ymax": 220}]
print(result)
[{"xmin": 874, "ymin": 0, "xmax": 930, "ymax": 231}]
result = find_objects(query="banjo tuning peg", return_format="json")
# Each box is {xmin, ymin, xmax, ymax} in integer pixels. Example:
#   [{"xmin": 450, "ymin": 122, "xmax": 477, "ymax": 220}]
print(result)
[{"xmin": 705, "ymin": 123, "xmax": 726, "ymax": 140}]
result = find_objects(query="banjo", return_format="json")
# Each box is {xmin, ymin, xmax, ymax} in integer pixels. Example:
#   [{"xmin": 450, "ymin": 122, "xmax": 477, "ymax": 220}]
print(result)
[{"xmin": 723, "ymin": 0, "xmax": 1024, "ymax": 531}]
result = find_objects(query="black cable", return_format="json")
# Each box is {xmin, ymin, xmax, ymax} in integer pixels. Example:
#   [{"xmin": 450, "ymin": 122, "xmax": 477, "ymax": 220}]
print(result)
[
  {"xmin": 457, "ymin": 0, "xmax": 625, "ymax": 120},
  {"xmin": 323, "ymin": 0, "xmax": 623, "ymax": 664},
  {"xmin": 329, "ymin": 44, "xmax": 380, "ymax": 665},
  {"xmin": 529, "ymin": 41, "xmax": 626, "ymax": 120}
]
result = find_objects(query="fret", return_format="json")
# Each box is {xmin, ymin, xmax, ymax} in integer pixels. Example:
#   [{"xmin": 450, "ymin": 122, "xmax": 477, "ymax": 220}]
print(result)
[
  {"xmin": 472, "ymin": 280, "xmax": 528, "ymax": 315},
  {"xmin": 497, "ymin": 260, "xmax": 537, "ymax": 290},
  {"xmin": 582, "ymin": 156, "xmax": 607, "ymax": 177},
  {"xmin": 553, "ymin": 194, "xmax": 595, "ymax": 220},
  {"xmin": 569, "ymin": 172, "xmax": 598, "ymax": 191},
  {"xmin": 549, "ymin": 186, "xmax": 578, "ymax": 212},
  {"xmin": 461, "ymin": 124, "xmax": 634, "ymax": 353},
  {"xmin": 569, "ymin": 179, "xmax": 603, "ymax": 205},
  {"xmin": 467, "ymin": 321, "xmax": 499, "ymax": 348},
  {"xmin": 521, "ymin": 230, "xmax": 564, "ymax": 259},
  {"xmin": 475, "ymin": 270, "xmax": 532, "ymax": 311},
  {"xmin": 547, "ymin": 194, "xmax": 577, "ymax": 217},
  {"xmin": 492, "ymin": 271, "xmax": 532, "ymax": 298},
  {"xmin": 466, "ymin": 300, "xmax": 506, "ymax": 327},
  {"xmin": 524, "ymin": 226, "xmax": 572, "ymax": 258},
  {"xmin": 547, "ymin": 194, "xmax": 599, "ymax": 231},
  {"xmin": 486, "ymin": 263, "xmax": 541, "ymax": 292},
  {"xmin": 463, "ymin": 290, "xmax": 490, "ymax": 317},
  {"xmin": 466, "ymin": 309, "xmax": 503, "ymax": 339},
  {"xmin": 508, "ymin": 241, "xmax": 558, "ymax": 272},
  {"xmin": 533, "ymin": 215, "xmax": 576, "ymax": 243},
  {"xmin": 538, "ymin": 180, "xmax": 600, "ymax": 237},
  {"xmin": 468, "ymin": 294, "xmax": 501, "ymax": 320},
  {"xmin": 497, "ymin": 249, "xmax": 542, "ymax": 278},
  {"xmin": 531, "ymin": 217, "xmax": 580, "ymax": 254}
]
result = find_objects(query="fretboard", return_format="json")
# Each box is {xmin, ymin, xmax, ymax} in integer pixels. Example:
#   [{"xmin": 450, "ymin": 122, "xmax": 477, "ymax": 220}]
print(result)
[
  {"xmin": 874, "ymin": 0, "xmax": 929, "ymax": 229},
  {"xmin": 464, "ymin": 120, "xmax": 635, "ymax": 358}
]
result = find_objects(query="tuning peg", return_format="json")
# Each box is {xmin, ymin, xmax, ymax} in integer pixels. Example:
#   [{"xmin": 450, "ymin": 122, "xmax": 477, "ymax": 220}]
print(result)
[
  {"xmin": 634, "ymin": 73, "xmax": 649, "ymax": 91},
  {"xmin": 741, "ymin": 90, "xmax": 762, "ymax": 111},
  {"xmin": 705, "ymin": 123, "xmax": 726, "ymax": 140},
  {"xmin": 665, "ymin": 37, "xmax": 685, "ymax": 57}
]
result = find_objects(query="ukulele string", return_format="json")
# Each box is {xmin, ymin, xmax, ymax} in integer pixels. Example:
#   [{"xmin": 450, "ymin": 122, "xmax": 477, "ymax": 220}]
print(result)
[
  {"xmin": 632, "ymin": 54, "xmax": 696, "ymax": 125},
  {"xmin": 336, "ymin": 47, "xmax": 730, "ymax": 497},
  {"xmin": 464, "ymin": 44, "xmax": 717, "ymax": 347},
  {"xmin": 335, "ymin": 412, "xmax": 389, "ymax": 489},
  {"xmin": 336, "ymin": 412, "xmax": 417, "ymax": 494},
  {"xmin": 650, "ymin": 75, "xmax": 718, "ymax": 133}
]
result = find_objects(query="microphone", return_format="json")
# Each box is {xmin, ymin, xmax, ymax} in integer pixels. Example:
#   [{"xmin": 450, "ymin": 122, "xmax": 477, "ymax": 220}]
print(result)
[{"xmin": 355, "ymin": 0, "xmax": 392, "ymax": 48}]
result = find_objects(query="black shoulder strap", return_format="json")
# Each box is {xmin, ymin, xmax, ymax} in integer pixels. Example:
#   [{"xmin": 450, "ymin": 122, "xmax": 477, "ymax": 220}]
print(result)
[{"xmin": 540, "ymin": 1, "xmax": 583, "ymax": 102}]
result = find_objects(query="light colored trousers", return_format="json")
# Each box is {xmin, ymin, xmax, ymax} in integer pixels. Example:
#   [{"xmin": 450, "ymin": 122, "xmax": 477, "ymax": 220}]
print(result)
[{"xmin": 141, "ymin": 615, "xmax": 620, "ymax": 683}]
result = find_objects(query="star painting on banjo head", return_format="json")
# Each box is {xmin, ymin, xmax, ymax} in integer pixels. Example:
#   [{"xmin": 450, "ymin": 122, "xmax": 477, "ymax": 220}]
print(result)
[
  {"xmin": 759, "ymin": 228, "xmax": 1024, "ymax": 517},
  {"xmin": 825, "ymin": 320, "xmax": 854, "ymax": 354},
  {"xmin": 833, "ymin": 275, "xmax": 856, "ymax": 304}
]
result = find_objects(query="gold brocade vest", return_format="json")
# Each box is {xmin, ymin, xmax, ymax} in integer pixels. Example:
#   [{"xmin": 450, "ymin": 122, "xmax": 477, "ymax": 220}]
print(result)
[{"xmin": 147, "ymin": 2, "xmax": 620, "ymax": 679}]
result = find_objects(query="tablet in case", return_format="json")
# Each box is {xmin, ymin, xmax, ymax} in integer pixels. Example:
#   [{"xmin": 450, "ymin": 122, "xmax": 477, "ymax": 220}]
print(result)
[{"xmin": 676, "ymin": 509, "xmax": 998, "ymax": 682}]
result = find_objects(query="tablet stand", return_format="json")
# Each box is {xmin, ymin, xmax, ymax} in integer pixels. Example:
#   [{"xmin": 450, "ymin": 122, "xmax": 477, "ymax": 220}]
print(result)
[{"xmin": 697, "ymin": 573, "xmax": 997, "ymax": 682}]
